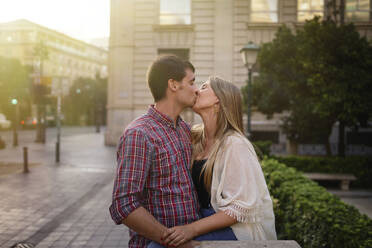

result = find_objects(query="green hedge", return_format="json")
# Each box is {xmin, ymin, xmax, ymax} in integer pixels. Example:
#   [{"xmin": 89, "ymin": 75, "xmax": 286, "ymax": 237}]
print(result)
[
  {"xmin": 271, "ymin": 155, "xmax": 372, "ymax": 188},
  {"xmin": 262, "ymin": 158, "xmax": 372, "ymax": 248},
  {"xmin": 253, "ymin": 140, "xmax": 272, "ymax": 158}
]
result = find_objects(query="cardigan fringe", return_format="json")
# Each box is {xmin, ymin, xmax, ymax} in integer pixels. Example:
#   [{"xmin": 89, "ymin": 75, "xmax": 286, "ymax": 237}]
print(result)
[{"xmin": 223, "ymin": 201, "xmax": 263, "ymax": 223}]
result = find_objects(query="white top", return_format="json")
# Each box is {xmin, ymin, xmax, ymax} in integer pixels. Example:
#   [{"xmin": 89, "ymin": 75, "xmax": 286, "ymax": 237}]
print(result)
[{"xmin": 210, "ymin": 132, "xmax": 277, "ymax": 240}]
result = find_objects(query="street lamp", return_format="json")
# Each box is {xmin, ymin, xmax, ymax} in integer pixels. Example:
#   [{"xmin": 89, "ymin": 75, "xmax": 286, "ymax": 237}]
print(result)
[
  {"xmin": 11, "ymin": 98, "xmax": 19, "ymax": 146},
  {"xmin": 55, "ymin": 77, "xmax": 65, "ymax": 163},
  {"xmin": 240, "ymin": 41, "xmax": 260, "ymax": 137}
]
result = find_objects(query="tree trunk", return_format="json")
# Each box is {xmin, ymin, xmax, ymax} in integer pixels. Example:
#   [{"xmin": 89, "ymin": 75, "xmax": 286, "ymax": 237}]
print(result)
[
  {"xmin": 35, "ymin": 104, "xmax": 42, "ymax": 143},
  {"xmin": 339, "ymin": 0, "xmax": 345, "ymax": 25},
  {"xmin": 325, "ymin": 138, "xmax": 332, "ymax": 156},
  {"xmin": 287, "ymin": 140, "xmax": 298, "ymax": 155},
  {"xmin": 338, "ymin": 121, "xmax": 346, "ymax": 157},
  {"xmin": 324, "ymin": 121, "xmax": 336, "ymax": 156}
]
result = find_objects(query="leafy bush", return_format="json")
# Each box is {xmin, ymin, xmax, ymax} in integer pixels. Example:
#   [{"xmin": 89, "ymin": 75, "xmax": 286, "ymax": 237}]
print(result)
[
  {"xmin": 262, "ymin": 158, "xmax": 372, "ymax": 248},
  {"xmin": 272, "ymin": 155, "xmax": 372, "ymax": 188},
  {"xmin": 253, "ymin": 140, "xmax": 272, "ymax": 159}
]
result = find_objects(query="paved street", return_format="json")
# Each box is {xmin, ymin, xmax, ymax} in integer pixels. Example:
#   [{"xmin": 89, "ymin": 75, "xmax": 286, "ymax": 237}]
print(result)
[
  {"xmin": 0, "ymin": 127, "xmax": 371, "ymax": 248},
  {"xmin": 0, "ymin": 127, "xmax": 130, "ymax": 248}
]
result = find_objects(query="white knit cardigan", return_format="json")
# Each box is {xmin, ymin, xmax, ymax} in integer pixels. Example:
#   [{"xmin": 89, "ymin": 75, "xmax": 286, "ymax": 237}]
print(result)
[{"xmin": 210, "ymin": 132, "xmax": 277, "ymax": 240}]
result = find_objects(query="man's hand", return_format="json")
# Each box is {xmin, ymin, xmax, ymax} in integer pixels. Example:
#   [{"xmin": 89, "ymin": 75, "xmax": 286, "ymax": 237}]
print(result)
[{"xmin": 162, "ymin": 224, "xmax": 196, "ymax": 247}]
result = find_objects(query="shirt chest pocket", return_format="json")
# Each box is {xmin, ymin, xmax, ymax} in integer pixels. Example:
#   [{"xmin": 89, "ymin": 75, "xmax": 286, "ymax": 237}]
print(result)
[{"xmin": 152, "ymin": 149, "xmax": 180, "ymax": 179}]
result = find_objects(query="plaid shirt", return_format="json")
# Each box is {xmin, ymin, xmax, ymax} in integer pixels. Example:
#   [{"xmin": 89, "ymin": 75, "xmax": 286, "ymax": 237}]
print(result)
[{"xmin": 109, "ymin": 105, "xmax": 200, "ymax": 248}]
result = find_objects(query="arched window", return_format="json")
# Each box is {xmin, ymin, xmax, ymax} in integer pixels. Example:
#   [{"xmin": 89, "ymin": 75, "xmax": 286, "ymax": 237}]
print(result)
[
  {"xmin": 250, "ymin": 0, "xmax": 279, "ymax": 23},
  {"xmin": 298, "ymin": 0, "xmax": 324, "ymax": 21},
  {"xmin": 159, "ymin": 0, "xmax": 191, "ymax": 25}
]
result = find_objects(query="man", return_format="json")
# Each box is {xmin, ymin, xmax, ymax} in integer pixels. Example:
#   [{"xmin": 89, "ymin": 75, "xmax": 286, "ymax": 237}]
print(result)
[{"xmin": 109, "ymin": 55, "xmax": 200, "ymax": 248}]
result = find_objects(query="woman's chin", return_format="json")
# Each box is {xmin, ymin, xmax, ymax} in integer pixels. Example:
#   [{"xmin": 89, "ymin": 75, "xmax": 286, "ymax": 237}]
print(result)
[{"xmin": 192, "ymin": 106, "xmax": 201, "ymax": 114}]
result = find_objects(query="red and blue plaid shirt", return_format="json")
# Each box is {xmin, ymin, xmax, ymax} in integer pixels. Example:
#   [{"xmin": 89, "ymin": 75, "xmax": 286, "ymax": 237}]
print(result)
[{"xmin": 109, "ymin": 105, "xmax": 200, "ymax": 248}]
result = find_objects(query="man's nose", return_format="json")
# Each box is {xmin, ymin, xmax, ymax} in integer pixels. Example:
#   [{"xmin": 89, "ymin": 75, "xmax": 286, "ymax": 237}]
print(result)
[{"xmin": 194, "ymin": 86, "xmax": 199, "ymax": 95}]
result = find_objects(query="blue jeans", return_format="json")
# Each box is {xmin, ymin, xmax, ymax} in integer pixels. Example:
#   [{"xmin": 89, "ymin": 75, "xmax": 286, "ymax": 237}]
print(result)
[{"xmin": 148, "ymin": 207, "xmax": 237, "ymax": 248}]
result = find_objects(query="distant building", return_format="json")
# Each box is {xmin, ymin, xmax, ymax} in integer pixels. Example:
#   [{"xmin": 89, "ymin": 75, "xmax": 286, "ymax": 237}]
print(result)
[
  {"xmin": 89, "ymin": 37, "xmax": 109, "ymax": 51},
  {"xmin": 0, "ymin": 19, "xmax": 108, "ymax": 96},
  {"xmin": 106, "ymin": 0, "xmax": 372, "ymax": 154}
]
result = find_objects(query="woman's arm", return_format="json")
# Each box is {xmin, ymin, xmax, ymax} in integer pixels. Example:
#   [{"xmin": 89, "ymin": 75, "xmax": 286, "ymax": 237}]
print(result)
[
  {"xmin": 162, "ymin": 211, "xmax": 237, "ymax": 246},
  {"xmin": 189, "ymin": 210, "xmax": 238, "ymax": 236}
]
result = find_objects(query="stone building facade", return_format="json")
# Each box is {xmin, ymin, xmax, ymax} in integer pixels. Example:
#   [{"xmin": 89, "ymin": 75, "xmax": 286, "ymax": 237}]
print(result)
[
  {"xmin": 0, "ymin": 19, "xmax": 108, "ymax": 96},
  {"xmin": 106, "ymin": 0, "xmax": 372, "ymax": 150}
]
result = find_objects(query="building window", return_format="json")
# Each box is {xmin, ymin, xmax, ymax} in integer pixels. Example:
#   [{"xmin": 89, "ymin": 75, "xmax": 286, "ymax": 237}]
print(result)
[
  {"xmin": 158, "ymin": 49, "xmax": 190, "ymax": 60},
  {"xmin": 159, "ymin": 0, "xmax": 191, "ymax": 25},
  {"xmin": 347, "ymin": 131, "xmax": 372, "ymax": 146},
  {"xmin": 346, "ymin": 0, "xmax": 371, "ymax": 22},
  {"xmin": 298, "ymin": 0, "xmax": 324, "ymax": 22},
  {"xmin": 250, "ymin": 0, "xmax": 279, "ymax": 23},
  {"xmin": 250, "ymin": 131, "xmax": 279, "ymax": 144},
  {"xmin": 28, "ymin": 32, "xmax": 36, "ymax": 42}
]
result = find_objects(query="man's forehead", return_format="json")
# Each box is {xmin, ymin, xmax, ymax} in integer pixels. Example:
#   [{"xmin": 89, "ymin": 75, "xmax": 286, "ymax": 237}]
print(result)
[{"xmin": 185, "ymin": 69, "xmax": 195, "ymax": 80}]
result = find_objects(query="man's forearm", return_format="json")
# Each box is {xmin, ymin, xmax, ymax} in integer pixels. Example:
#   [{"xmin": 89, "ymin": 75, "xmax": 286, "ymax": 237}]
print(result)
[{"xmin": 122, "ymin": 206, "xmax": 167, "ymax": 244}]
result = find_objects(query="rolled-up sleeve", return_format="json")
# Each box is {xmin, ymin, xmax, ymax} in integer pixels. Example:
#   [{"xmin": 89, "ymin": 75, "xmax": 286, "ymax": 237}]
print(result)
[{"xmin": 109, "ymin": 129, "xmax": 154, "ymax": 224}]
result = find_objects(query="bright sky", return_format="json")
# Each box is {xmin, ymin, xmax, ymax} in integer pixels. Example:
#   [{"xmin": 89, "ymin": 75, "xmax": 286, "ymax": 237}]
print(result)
[{"xmin": 0, "ymin": 0, "xmax": 110, "ymax": 43}]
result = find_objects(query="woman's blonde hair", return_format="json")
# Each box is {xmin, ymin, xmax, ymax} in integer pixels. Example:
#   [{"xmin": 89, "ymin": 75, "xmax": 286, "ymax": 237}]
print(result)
[{"xmin": 192, "ymin": 76, "xmax": 244, "ymax": 192}]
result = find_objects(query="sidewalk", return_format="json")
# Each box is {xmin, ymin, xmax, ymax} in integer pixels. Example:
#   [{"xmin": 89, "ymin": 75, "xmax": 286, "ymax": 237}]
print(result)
[
  {"xmin": 328, "ymin": 190, "xmax": 372, "ymax": 219},
  {"xmin": 0, "ymin": 128, "xmax": 129, "ymax": 248},
  {"xmin": 0, "ymin": 128, "xmax": 371, "ymax": 248}
]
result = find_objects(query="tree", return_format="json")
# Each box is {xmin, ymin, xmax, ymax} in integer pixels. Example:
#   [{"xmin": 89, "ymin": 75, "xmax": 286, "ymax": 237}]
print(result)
[
  {"xmin": 94, "ymin": 73, "xmax": 108, "ymax": 130},
  {"xmin": 250, "ymin": 18, "xmax": 372, "ymax": 156},
  {"xmin": 33, "ymin": 40, "xmax": 49, "ymax": 143},
  {"xmin": 63, "ymin": 76, "xmax": 107, "ymax": 126},
  {"xmin": 0, "ymin": 56, "xmax": 31, "ymax": 122}
]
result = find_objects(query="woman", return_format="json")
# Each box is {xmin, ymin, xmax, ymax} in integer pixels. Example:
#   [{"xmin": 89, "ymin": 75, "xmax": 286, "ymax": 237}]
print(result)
[{"xmin": 162, "ymin": 76, "xmax": 277, "ymax": 247}]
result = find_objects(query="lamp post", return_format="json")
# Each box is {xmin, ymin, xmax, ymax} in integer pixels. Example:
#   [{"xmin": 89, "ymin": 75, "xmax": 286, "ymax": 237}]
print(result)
[
  {"xmin": 11, "ymin": 98, "xmax": 19, "ymax": 146},
  {"xmin": 240, "ymin": 41, "xmax": 260, "ymax": 137},
  {"xmin": 56, "ymin": 77, "xmax": 62, "ymax": 163}
]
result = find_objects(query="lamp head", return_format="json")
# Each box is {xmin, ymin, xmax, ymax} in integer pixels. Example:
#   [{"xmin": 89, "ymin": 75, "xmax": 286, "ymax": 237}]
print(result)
[{"xmin": 240, "ymin": 41, "xmax": 260, "ymax": 69}]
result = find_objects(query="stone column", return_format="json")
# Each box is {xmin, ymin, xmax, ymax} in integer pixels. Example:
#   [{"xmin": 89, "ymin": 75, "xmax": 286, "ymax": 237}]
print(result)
[
  {"xmin": 105, "ymin": 0, "xmax": 135, "ymax": 146},
  {"xmin": 213, "ymin": 0, "xmax": 233, "ymax": 80}
]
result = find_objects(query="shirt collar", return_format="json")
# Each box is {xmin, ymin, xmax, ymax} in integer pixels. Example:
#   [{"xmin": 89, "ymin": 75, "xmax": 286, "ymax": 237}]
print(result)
[{"xmin": 148, "ymin": 104, "xmax": 182, "ymax": 129}]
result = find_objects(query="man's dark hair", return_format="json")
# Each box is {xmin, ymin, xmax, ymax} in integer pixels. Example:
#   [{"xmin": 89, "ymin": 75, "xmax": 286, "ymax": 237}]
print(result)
[{"xmin": 147, "ymin": 55, "xmax": 195, "ymax": 102}]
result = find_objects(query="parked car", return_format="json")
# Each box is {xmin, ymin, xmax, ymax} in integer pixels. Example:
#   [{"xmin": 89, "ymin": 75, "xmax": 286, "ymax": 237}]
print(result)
[
  {"xmin": 20, "ymin": 117, "xmax": 37, "ymax": 129},
  {"xmin": 0, "ymin": 113, "xmax": 11, "ymax": 129}
]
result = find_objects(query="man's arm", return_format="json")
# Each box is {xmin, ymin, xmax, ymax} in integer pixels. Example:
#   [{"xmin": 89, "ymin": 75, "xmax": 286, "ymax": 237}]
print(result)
[
  {"xmin": 123, "ymin": 206, "xmax": 167, "ymax": 244},
  {"xmin": 109, "ymin": 130, "xmax": 166, "ymax": 244}
]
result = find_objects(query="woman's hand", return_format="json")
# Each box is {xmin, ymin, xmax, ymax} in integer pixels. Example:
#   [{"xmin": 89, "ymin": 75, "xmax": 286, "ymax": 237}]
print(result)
[{"xmin": 162, "ymin": 224, "xmax": 196, "ymax": 247}]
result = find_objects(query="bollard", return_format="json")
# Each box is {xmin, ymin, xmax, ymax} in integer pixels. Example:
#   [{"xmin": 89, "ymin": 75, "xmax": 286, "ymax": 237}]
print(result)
[
  {"xmin": 23, "ymin": 147, "xmax": 29, "ymax": 173},
  {"xmin": 13, "ymin": 130, "xmax": 18, "ymax": 147},
  {"xmin": 56, "ymin": 141, "xmax": 60, "ymax": 163}
]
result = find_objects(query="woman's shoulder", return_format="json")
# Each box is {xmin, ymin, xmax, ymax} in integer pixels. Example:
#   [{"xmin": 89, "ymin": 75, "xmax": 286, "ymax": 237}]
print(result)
[
  {"xmin": 225, "ymin": 131, "xmax": 249, "ymax": 145},
  {"xmin": 224, "ymin": 132, "xmax": 256, "ymax": 155}
]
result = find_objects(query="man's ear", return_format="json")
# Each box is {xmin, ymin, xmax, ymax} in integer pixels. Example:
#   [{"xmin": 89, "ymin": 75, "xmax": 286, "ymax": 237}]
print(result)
[{"xmin": 168, "ymin": 79, "xmax": 178, "ymax": 92}]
